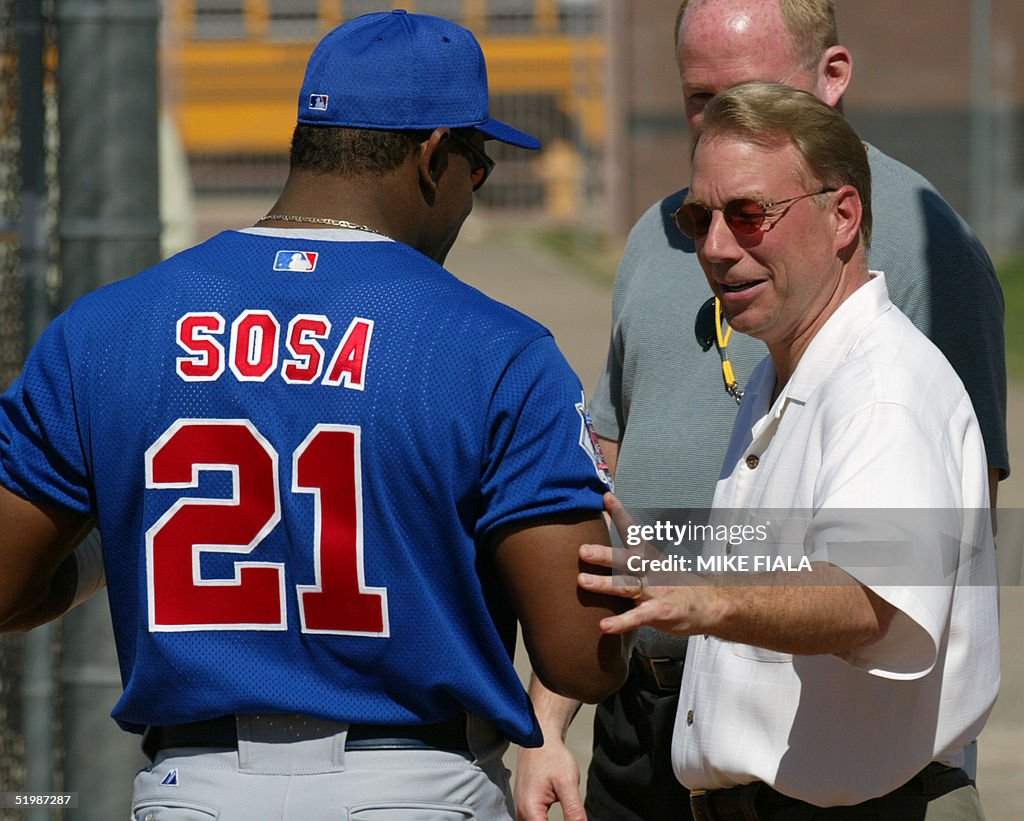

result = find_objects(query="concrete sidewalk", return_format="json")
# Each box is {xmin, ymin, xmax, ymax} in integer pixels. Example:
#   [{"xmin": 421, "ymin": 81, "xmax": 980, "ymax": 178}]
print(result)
[{"xmin": 446, "ymin": 218, "xmax": 1024, "ymax": 821}]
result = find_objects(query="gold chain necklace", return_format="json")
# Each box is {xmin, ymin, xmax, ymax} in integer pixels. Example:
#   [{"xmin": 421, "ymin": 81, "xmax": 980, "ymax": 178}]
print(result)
[{"xmin": 257, "ymin": 214, "xmax": 388, "ymax": 237}]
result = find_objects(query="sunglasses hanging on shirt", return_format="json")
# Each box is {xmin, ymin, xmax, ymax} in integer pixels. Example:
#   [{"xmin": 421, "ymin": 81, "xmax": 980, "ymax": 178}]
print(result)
[{"xmin": 694, "ymin": 296, "xmax": 744, "ymax": 404}]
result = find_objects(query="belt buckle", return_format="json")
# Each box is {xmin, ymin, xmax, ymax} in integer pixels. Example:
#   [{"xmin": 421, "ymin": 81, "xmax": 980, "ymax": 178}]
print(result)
[
  {"xmin": 637, "ymin": 654, "xmax": 682, "ymax": 693},
  {"xmin": 688, "ymin": 789, "xmax": 714, "ymax": 821}
]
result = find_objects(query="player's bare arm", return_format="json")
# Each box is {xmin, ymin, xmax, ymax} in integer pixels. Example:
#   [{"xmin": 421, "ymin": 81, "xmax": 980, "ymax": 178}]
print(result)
[
  {"xmin": 0, "ymin": 485, "xmax": 94, "ymax": 630},
  {"xmin": 491, "ymin": 511, "xmax": 631, "ymax": 703},
  {"xmin": 514, "ymin": 436, "xmax": 621, "ymax": 821},
  {"xmin": 515, "ymin": 675, "xmax": 587, "ymax": 821}
]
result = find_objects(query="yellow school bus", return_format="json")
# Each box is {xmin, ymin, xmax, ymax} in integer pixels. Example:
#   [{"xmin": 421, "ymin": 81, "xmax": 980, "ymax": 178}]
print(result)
[{"xmin": 162, "ymin": 0, "xmax": 605, "ymax": 204}]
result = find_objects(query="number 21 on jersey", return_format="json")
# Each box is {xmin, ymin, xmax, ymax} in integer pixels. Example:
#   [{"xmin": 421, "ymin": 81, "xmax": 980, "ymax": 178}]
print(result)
[{"xmin": 144, "ymin": 419, "xmax": 389, "ymax": 635}]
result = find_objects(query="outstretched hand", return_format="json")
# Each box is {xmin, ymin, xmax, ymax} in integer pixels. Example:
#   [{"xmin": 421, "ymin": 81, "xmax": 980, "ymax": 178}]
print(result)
[{"xmin": 577, "ymin": 493, "xmax": 711, "ymax": 637}]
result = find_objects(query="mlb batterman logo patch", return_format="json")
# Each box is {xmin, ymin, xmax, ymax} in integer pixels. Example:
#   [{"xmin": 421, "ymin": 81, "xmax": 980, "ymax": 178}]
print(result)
[
  {"xmin": 273, "ymin": 250, "xmax": 319, "ymax": 272},
  {"xmin": 309, "ymin": 94, "xmax": 329, "ymax": 111},
  {"xmin": 577, "ymin": 394, "xmax": 613, "ymax": 488}
]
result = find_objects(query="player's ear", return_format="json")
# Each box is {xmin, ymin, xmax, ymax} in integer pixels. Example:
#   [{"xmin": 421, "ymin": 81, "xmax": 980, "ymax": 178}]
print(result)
[{"xmin": 417, "ymin": 128, "xmax": 449, "ymax": 203}]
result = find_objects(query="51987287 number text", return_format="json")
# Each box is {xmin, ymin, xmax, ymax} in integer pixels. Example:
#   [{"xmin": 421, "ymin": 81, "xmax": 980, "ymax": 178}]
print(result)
[{"xmin": 1, "ymin": 793, "xmax": 78, "ymax": 808}]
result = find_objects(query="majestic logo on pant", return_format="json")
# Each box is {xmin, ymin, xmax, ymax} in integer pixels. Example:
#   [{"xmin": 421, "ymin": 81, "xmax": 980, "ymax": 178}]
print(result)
[{"xmin": 160, "ymin": 769, "xmax": 179, "ymax": 786}]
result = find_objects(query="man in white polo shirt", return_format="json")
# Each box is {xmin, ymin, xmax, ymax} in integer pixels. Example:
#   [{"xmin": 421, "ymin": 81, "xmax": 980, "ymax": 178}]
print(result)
[{"xmin": 577, "ymin": 81, "xmax": 1000, "ymax": 819}]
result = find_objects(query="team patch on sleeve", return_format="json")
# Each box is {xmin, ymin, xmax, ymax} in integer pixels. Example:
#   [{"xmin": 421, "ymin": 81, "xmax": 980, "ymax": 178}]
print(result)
[
  {"xmin": 576, "ymin": 394, "xmax": 613, "ymax": 488},
  {"xmin": 273, "ymin": 250, "xmax": 319, "ymax": 272}
]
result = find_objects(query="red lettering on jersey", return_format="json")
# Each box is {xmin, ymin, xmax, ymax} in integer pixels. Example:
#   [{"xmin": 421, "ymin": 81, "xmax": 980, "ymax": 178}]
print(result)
[
  {"xmin": 282, "ymin": 315, "xmax": 332, "ymax": 384},
  {"xmin": 146, "ymin": 420, "xmax": 285, "ymax": 629},
  {"xmin": 176, "ymin": 313, "xmax": 226, "ymax": 381},
  {"xmin": 323, "ymin": 317, "xmax": 374, "ymax": 390},
  {"xmin": 230, "ymin": 310, "xmax": 280, "ymax": 381},
  {"xmin": 146, "ymin": 419, "xmax": 389, "ymax": 635},
  {"xmin": 174, "ymin": 311, "xmax": 374, "ymax": 387},
  {"xmin": 295, "ymin": 425, "xmax": 388, "ymax": 634}
]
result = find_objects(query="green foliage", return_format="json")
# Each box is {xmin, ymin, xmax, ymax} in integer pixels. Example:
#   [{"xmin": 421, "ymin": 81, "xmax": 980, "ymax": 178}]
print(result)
[{"xmin": 999, "ymin": 254, "xmax": 1024, "ymax": 384}]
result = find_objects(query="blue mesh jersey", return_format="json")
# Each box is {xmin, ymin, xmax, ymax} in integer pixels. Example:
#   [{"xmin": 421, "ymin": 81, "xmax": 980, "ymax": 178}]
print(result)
[{"xmin": 0, "ymin": 230, "xmax": 611, "ymax": 746}]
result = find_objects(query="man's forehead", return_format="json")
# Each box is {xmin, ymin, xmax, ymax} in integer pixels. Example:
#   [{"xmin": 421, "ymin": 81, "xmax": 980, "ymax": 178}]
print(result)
[
  {"xmin": 690, "ymin": 136, "xmax": 805, "ymax": 197},
  {"xmin": 680, "ymin": 0, "xmax": 772, "ymax": 40},
  {"xmin": 681, "ymin": 56, "xmax": 804, "ymax": 94},
  {"xmin": 679, "ymin": 0, "xmax": 792, "ymax": 44},
  {"xmin": 679, "ymin": 41, "xmax": 806, "ymax": 90},
  {"xmin": 679, "ymin": 1, "xmax": 806, "ymax": 88}
]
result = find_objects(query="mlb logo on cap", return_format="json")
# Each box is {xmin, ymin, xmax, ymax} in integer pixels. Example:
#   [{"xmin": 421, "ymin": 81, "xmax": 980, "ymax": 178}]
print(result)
[
  {"xmin": 274, "ymin": 250, "xmax": 319, "ymax": 272},
  {"xmin": 309, "ymin": 94, "xmax": 329, "ymax": 111}
]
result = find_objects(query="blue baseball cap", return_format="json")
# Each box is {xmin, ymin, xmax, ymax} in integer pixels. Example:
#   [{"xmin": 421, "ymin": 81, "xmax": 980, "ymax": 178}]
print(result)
[{"xmin": 297, "ymin": 10, "xmax": 541, "ymax": 150}]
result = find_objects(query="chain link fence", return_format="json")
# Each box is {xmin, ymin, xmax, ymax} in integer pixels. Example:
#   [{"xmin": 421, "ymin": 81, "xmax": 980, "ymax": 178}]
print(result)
[
  {"xmin": 1, "ymin": 0, "xmax": 66, "ymax": 815},
  {"xmin": 1, "ymin": 0, "xmax": 25, "ymax": 385},
  {"xmin": 0, "ymin": 0, "xmax": 28, "ymax": 804}
]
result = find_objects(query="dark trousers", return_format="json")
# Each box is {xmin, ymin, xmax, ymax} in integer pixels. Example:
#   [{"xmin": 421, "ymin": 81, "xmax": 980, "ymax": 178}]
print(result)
[
  {"xmin": 688, "ymin": 764, "xmax": 974, "ymax": 820},
  {"xmin": 585, "ymin": 649, "xmax": 690, "ymax": 821}
]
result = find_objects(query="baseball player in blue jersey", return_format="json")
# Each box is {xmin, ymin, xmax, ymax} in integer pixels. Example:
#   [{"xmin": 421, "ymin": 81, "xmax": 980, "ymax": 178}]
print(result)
[{"xmin": 0, "ymin": 11, "xmax": 630, "ymax": 819}]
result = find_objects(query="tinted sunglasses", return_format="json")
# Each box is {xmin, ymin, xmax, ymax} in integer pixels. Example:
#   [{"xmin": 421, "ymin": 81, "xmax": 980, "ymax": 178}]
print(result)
[
  {"xmin": 450, "ymin": 131, "xmax": 495, "ymax": 191},
  {"xmin": 672, "ymin": 189, "xmax": 834, "ymax": 239}
]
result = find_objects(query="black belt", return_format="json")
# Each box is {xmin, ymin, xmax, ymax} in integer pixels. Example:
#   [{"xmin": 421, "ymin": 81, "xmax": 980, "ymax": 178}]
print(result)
[
  {"xmin": 689, "ymin": 763, "xmax": 972, "ymax": 820},
  {"xmin": 143, "ymin": 713, "xmax": 470, "ymax": 760},
  {"xmin": 631, "ymin": 651, "xmax": 684, "ymax": 695}
]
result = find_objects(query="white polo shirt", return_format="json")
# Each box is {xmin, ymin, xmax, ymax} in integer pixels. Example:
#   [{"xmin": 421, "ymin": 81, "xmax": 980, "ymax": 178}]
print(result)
[{"xmin": 672, "ymin": 273, "xmax": 1000, "ymax": 806}]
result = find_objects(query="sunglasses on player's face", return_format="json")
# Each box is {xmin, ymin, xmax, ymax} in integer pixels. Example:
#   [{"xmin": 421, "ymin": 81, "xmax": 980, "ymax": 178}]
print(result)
[
  {"xmin": 449, "ymin": 131, "xmax": 495, "ymax": 191},
  {"xmin": 672, "ymin": 189, "xmax": 834, "ymax": 239}
]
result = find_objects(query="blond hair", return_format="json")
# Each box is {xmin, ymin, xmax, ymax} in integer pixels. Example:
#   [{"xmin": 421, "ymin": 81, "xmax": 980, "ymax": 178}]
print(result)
[{"xmin": 697, "ymin": 82, "xmax": 871, "ymax": 245}]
